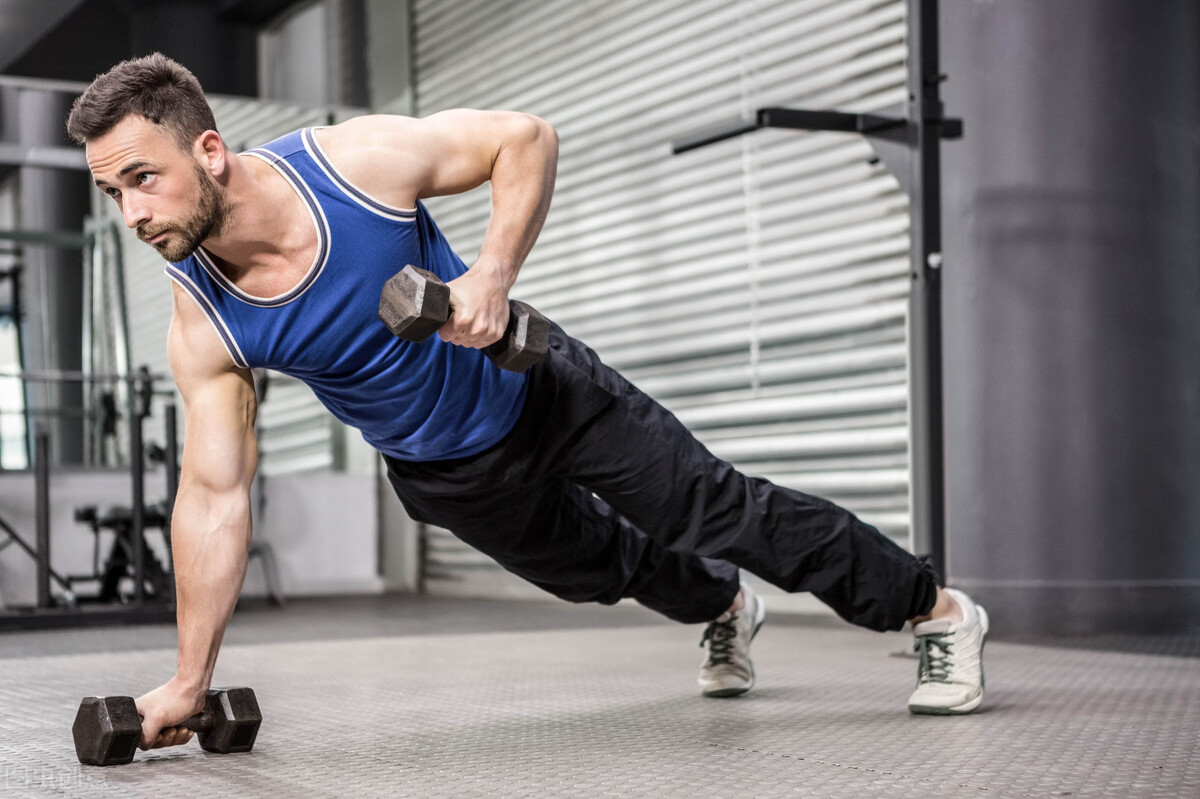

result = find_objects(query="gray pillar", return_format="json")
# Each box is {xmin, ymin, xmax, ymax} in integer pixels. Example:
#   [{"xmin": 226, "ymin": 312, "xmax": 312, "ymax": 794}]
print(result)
[
  {"xmin": 120, "ymin": 0, "xmax": 258, "ymax": 97},
  {"xmin": 17, "ymin": 88, "xmax": 89, "ymax": 465},
  {"xmin": 940, "ymin": 0, "xmax": 1200, "ymax": 635}
]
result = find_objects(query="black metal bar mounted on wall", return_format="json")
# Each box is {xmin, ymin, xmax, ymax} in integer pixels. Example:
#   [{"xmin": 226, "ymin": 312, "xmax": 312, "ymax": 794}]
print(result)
[{"xmin": 671, "ymin": 0, "xmax": 959, "ymax": 580}]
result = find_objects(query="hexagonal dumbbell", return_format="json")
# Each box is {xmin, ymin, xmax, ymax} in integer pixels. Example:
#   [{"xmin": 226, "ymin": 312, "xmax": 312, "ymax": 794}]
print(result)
[
  {"xmin": 378, "ymin": 265, "xmax": 550, "ymax": 372},
  {"xmin": 72, "ymin": 686, "xmax": 262, "ymax": 766}
]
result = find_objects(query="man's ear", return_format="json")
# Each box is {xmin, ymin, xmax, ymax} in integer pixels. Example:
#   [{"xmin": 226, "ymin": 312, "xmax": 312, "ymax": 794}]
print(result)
[{"xmin": 195, "ymin": 130, "xmax": 228, "ymax": 176}]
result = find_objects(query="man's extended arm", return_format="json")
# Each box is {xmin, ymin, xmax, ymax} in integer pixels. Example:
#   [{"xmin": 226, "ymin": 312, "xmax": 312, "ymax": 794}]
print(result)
[
  {"xmin": 136, "ymin": 283, "xmax": 258, "ymax": 750},
  {"xmin": 315, "ymin": 110, "xmax": 559, "ymax": 349}
]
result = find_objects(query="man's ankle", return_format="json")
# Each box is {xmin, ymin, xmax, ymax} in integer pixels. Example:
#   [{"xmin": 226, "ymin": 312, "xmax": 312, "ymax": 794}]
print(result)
[
  {"xmin": 911, "ymin": 587, "xmax": 963, "ymax": 625},
  {"xmin": 725, "ymin": 587, "xmax": 746, "ymax": 617}
]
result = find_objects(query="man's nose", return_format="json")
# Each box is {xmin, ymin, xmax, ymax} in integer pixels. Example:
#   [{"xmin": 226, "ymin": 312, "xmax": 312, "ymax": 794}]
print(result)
[{"xmin": 121, "ymin": 197, "xmax": 150, "ymax": 230}]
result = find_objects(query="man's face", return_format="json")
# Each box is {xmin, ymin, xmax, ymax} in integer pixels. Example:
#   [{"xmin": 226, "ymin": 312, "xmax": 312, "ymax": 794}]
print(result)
[{"xmin": 87, "ymin": 115, "xmax": 228, "ymax": 262}]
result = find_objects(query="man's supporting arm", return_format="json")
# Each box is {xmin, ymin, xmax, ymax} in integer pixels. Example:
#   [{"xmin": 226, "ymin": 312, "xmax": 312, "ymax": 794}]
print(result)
[{"xmin": 136, "ymin": 283, "xmax": 258, "ymax": 750}]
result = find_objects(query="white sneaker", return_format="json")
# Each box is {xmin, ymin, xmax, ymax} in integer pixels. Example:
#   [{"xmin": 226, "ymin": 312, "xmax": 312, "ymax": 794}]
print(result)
[
  {"xmin": 907, "ymin": 587, "xmax": 989, "ymax": 715},
  {"xmin": 697, "ymin": 583, "xmax": 766, "ymax": 698}
]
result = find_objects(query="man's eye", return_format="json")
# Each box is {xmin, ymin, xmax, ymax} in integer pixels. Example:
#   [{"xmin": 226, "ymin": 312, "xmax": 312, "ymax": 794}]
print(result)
[
  {"xmin": 105, "ymin": 187, "xmax": 121, "ymax": 198},
  {"xmin": 138, "ymin": 173, "xmax": 154, "ymax": 185}
]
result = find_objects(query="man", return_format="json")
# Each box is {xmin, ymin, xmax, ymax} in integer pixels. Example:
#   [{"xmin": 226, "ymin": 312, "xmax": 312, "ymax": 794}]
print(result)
[{"xmin": 68, "ymin": 54, "xmax": 988, "ymax": 751}]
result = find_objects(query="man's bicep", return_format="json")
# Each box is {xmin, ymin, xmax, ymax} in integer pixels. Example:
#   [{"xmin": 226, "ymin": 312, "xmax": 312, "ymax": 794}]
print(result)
[
  {"xmin": 176, "ymin": 369, "xmax": 258, "ymax": 494},
  {"xmin": 168, "ymin": 290, "xmax": 258, "ymax": 494}
]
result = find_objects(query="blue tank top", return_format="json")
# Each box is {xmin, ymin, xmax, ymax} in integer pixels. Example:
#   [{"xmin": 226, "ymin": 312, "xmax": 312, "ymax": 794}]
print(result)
[{"xmin": 165, "ymin": 128, "xmax": 528, "ymax": 461}]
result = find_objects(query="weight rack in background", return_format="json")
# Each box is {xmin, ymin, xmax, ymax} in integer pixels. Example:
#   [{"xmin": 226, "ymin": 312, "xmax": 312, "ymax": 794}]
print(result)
[{"xmin": 0, "ymin": 367, "xmax": 180, "ymax": 630}]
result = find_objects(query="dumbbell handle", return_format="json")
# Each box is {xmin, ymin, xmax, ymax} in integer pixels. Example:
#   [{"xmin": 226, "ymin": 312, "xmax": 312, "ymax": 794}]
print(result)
[
  {"xmin": 176, "ymin": 712, "xmax": 216, "ymax": 734},
  {"xmin": 131, "ymin": 709, "xmax": 215, "ymax": 734}
]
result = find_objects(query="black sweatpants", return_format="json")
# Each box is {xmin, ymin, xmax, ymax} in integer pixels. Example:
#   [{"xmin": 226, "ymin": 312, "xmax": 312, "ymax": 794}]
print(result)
[{"xmin": 385, "ymin": 323, "xmax": 938, "ymax": 630}]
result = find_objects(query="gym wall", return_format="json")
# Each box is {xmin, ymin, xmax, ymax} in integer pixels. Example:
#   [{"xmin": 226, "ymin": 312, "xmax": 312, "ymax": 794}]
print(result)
[{"xmin": 2, "ymin": 0, "xmax": 920, "ymax": 609}]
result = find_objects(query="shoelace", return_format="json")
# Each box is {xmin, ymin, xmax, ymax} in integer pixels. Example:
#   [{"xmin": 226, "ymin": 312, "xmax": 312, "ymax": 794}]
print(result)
[
  {"xmin": 700, "ymin": 614, "xmax": 739, "ymax": 666},
  {"xmin": 915, "ymin": 631, "xmax": 954, "ymax": 684}
]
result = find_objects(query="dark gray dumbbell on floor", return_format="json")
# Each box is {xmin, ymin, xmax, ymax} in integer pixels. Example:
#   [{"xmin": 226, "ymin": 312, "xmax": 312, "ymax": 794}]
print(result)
[
  {"xmin": 378, "ymin": 265, "xmax": 550, "ymax": 372},
  {"xmin": 72, "ymin": 686, "xmax": 262, "ymax": 766}
]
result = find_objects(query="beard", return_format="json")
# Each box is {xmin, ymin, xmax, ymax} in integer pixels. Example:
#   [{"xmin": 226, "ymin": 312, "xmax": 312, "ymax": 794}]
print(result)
[{"xmin": 139, "ymin": 163, "xmax": 230, "ymax": 263}]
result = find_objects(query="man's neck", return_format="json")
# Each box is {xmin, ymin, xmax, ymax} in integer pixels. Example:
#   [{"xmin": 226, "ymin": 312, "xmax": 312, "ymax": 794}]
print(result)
[{"xmin": 199, "ymin": 154, "xmax": 317, "ymax": 293}]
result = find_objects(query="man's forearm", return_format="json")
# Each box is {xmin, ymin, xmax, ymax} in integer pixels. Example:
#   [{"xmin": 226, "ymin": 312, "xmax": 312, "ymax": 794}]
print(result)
[{"xmin": 170, "ymin": 490, "xmax": 252, "ymax": 695}]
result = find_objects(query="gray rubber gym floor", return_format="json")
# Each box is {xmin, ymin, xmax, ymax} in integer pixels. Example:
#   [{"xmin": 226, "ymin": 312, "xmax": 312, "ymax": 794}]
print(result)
[{"xmin": 2, "ymin": 595, "xmax": 1198, "ymax": 798}]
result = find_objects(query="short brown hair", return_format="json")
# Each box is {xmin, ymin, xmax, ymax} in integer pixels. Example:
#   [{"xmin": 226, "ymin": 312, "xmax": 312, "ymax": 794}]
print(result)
[{"xmin": 67, "ymin": 53, "xmax": 218, "ymax": 151}]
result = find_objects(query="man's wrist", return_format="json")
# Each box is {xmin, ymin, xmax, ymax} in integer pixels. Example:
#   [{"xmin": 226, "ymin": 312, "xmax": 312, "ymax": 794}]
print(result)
[
  {"xmin": 472, "ymin": 252, "xmax": 519, "ymax": 291},
  {"xmin": 169, "ymin": 671, "xmax": 211, "ymax": 701}
]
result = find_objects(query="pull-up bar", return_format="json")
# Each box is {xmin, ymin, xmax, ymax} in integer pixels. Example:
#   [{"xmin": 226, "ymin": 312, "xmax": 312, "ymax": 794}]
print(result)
[{"xmin": 672, "ymin": 106, "xmax": 960, "ymax": 155}]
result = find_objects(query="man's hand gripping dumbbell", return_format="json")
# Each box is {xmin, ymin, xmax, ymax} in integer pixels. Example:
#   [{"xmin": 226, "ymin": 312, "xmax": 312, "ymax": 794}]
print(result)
[
  {"xmin": 73, "ymin": 687, "xmax": 262, "ymax": 766},
  {"xmin": 378, "ymin": 265, "xmax": 550, "ymax": 372}
]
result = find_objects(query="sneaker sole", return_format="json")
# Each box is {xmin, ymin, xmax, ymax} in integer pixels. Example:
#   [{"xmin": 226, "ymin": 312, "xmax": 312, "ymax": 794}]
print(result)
[
  {"xmin": 907, "ymin": 688, "xmax": 984, "ymax": 715},
  {"xmin": 702, "ymin": 684, "xmax": 753, "ymax": 698},
  {"xmin": 908, "ymin": 605, "xmax": 989, "ymax": 716},
  {"xmin": 701, "ymin": 593, "xmax": 767, "ymax": 699}
]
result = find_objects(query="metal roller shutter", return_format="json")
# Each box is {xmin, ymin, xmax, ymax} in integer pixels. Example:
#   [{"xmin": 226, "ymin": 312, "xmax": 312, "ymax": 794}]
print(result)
[{"xmin": 413, "ymin": 0, "xmax": 913, "ymax": 608}]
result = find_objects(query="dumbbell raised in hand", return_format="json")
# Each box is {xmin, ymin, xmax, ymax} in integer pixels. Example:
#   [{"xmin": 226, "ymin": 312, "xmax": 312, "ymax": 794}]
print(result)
[
  {"xmin": 378, "ymin": 265, "xmax": 550, "ymax": 372},
  {"xmin": 72, "ymin": 686, "xmax": 262, "ymax": 766}
]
